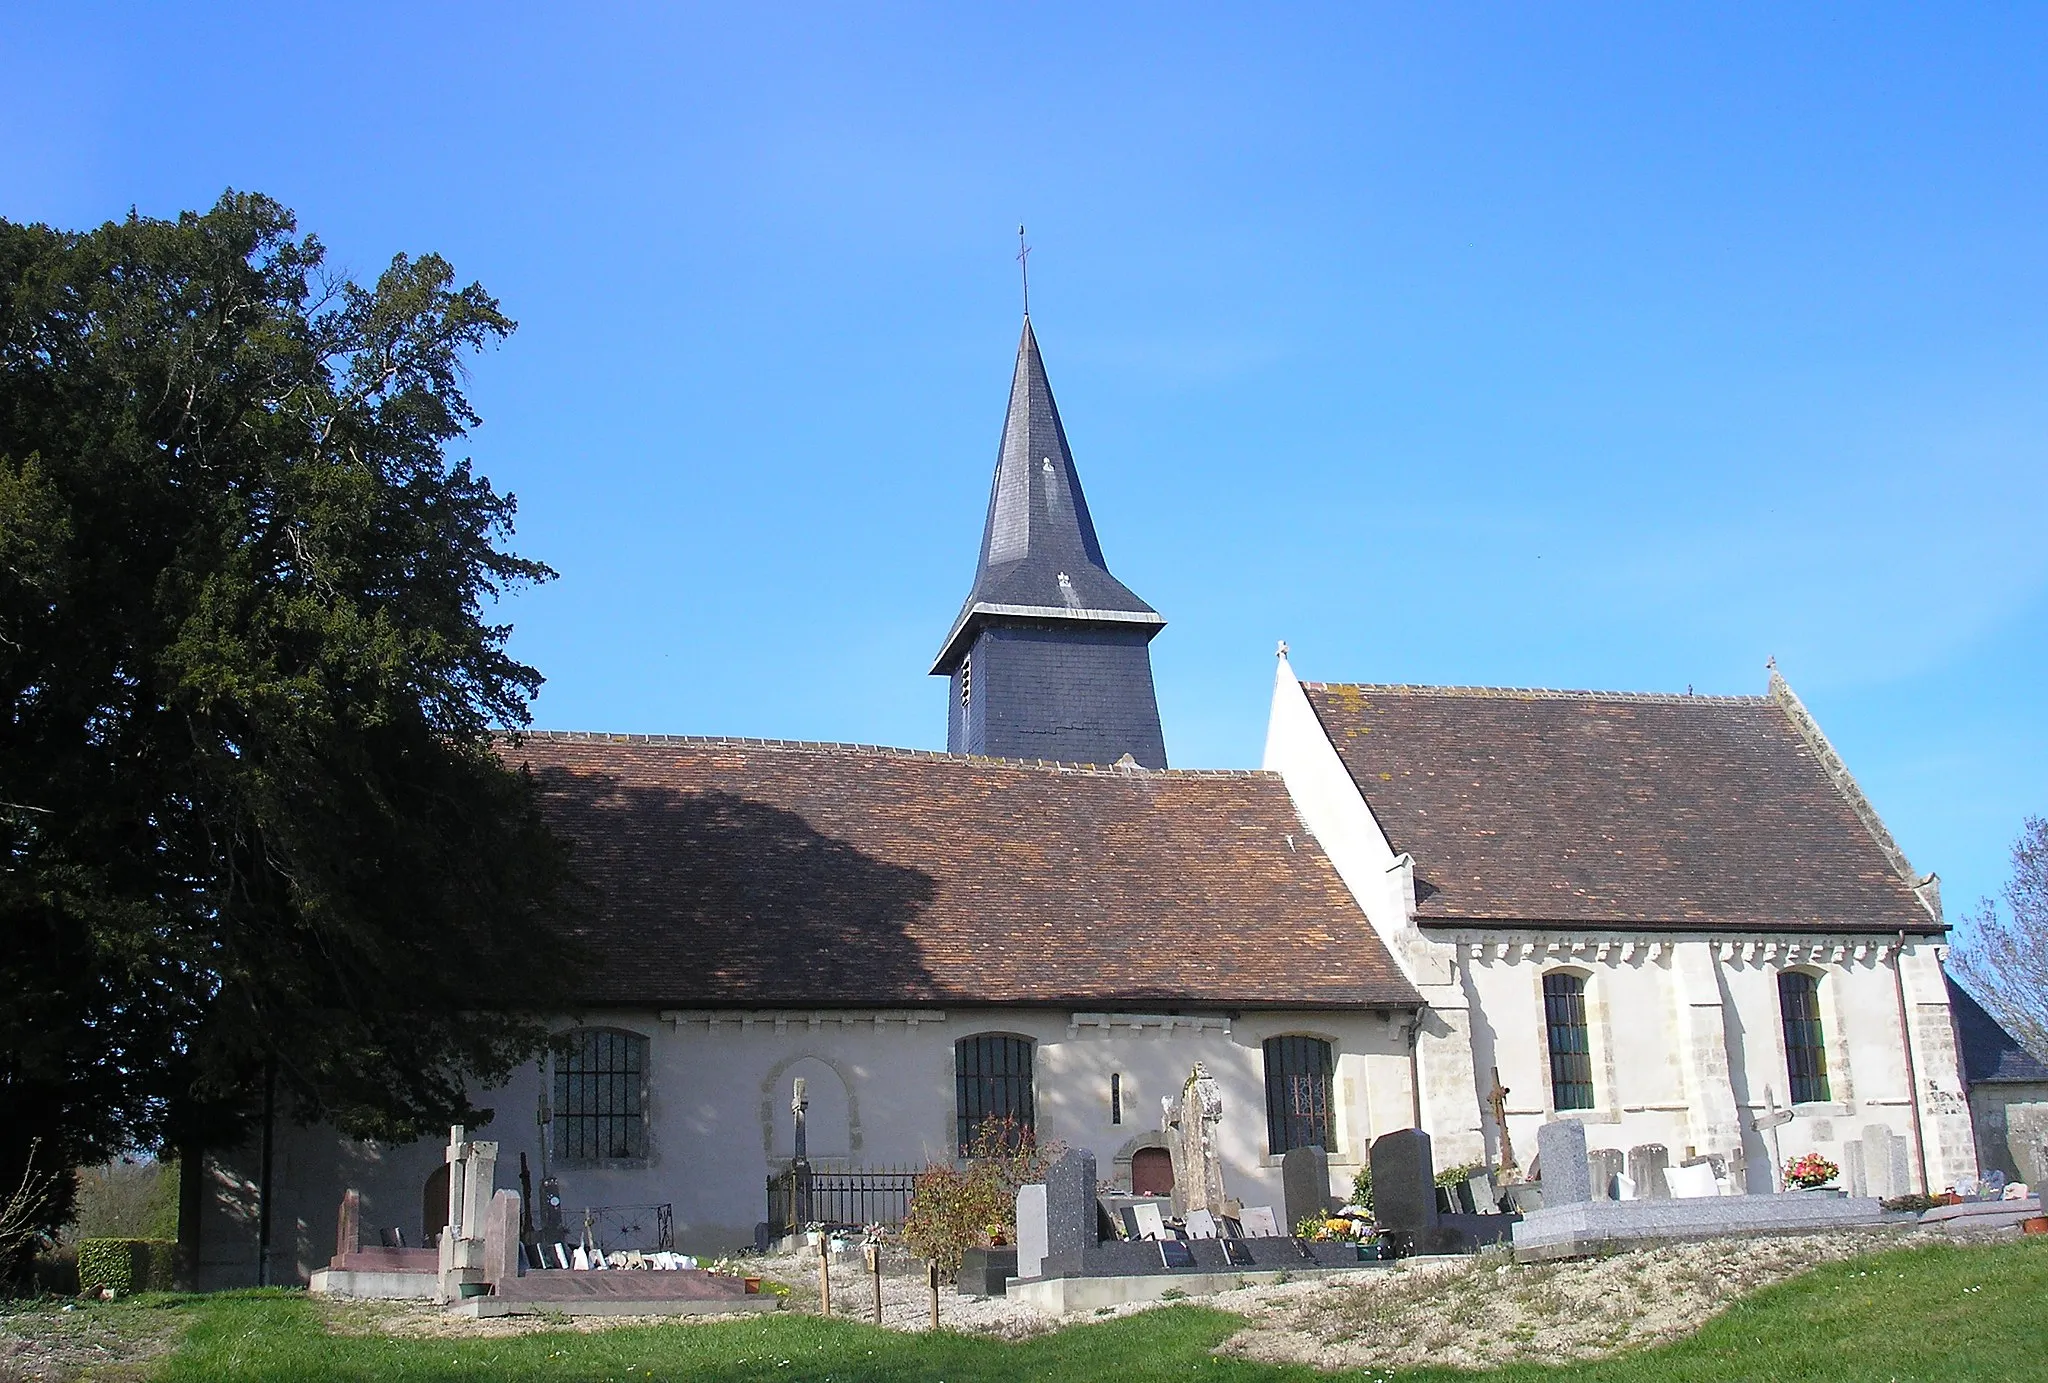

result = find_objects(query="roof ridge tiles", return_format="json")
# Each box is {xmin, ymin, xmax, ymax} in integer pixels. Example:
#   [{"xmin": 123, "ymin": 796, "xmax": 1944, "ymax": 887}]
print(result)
[
  {"xmin": 507, "ymin": 729, "xmax": 1270, "ymax": 779},
  {"xmin": 1301, "ymin": 681, "xmax": 1764, "ymax": 705}
]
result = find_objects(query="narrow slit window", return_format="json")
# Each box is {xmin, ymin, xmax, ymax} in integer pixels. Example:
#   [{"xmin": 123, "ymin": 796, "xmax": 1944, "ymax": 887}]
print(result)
[
  {"xmin": 1111, "ymin": 1072, "xmax": 1122, "ymax": 1125},
  {"xmin": 1543, "ymin": 973, "xmax": 1595, "ymax": 1111},
  {"xmin": 1779, "ymin": 972, "xmax": 1831, "ymax": 1105}
]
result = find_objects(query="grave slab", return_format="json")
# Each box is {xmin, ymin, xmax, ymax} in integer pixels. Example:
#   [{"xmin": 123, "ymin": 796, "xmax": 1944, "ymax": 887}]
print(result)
[
  {"xmin": 1282, "ymin": 1146, "xmax": 1332, "ymax": 1232},
  {"xmin": 1513, "ymin": 1192, "xmax": 1892, "ymax": 1261}
]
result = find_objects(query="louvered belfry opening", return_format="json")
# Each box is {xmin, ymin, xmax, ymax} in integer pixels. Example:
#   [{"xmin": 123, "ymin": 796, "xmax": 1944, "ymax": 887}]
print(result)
[
  {"xmin": 1779, "ymin": 971, "xmax": 1832, "ymax": 1104},
  {"xmin": 1543, "ymin": 973, "xmax": 1596, "ymax": 1111},
  {"xmin": 955, "ymin": 1033, "xmax": 1034, "ymax": 1155},
  {"xmin": 1263, "ymin": 1035, "xmax": 1335, "ymax": 1154}
]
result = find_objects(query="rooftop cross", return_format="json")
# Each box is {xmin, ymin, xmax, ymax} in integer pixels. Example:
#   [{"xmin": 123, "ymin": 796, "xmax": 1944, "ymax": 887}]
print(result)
[{"xmin": 1017, "ymin": 223, "xmax": 1032, "ymax": 316}]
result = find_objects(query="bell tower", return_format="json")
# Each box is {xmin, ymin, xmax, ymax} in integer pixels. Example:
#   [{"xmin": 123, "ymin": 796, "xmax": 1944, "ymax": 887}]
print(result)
[{"xmin": 931, "ymin": 317, "xmax": 1168, "ymax": 767}]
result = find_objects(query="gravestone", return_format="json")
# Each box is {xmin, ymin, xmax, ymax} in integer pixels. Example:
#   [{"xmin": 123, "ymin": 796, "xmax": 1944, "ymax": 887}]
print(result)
[
  {"xmin": 335, "ymin": 1188, "xmax": 361, "ymax": 1262},
  {"xmin": 1281, "ymin": 1145, "xmax": 1331, "ymax": 1232},
  {"xmin": 1467, "ymin": 1170, "xmax": 1499, "ymax": 1214},
  {"xmin": 1044, "ymin": 1149, "xmax": 1099, "ymax": 1264},
  {"xmin": 1015, "ymin": 1184, "xmax": 1048, "ymax": 1279},
  {"xmin": 1588, "ymin": 1148, "xmax": 1625, "ymax": 1201},
  {"xmin": 482, "ymin": 1189, "xmax": 521, "ymax": 1289},
  {"xmin": 1537, "ymin": 1120, "xmax": 1592, "ymax": 1205},
  {"xmin": 1369, "ymin": 1128, "xmax": 1438, "ymax": 1235},
  {"xmin": 1167, "ymin": 1063, "xmax": 1229, "ymax": 1220},
  {"xmin": 1842, "ymin": 1140, "xmax": 1867, "ymax": 1197},
  {"xmin": 1130, "ymin": 1202, "xmax": 1167, "ymax": 1241},
  {"xmin": 1627, "ymin": 1145, "xmax": 1671, "ymax": 1200},
  {"xmin": 1862, "ymin": 1125, "xmax": 1909, "ymax": 1200},
  {"xmin": 1238, "ymin": 1205, "xmax": 1280, "ymax": 1237},
  {"xmin": 1665, "ymin": 1161, "xmax": 1718, "ymax": 1198},
  {"xmin": 1185, "ymin": 1209, "xmax": 1219, "ymax": 1240}
]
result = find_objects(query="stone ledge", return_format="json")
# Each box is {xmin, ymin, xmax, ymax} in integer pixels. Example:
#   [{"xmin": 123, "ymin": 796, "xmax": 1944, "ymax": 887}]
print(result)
[{"xmin": 308, "ymin": 1268, "xmax": 442, "ymax": 1300}]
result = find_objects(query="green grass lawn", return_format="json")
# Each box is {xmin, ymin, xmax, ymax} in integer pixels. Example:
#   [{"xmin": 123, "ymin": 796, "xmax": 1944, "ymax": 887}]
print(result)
[{"xmin": 129, "ymin": 1237, "xmax": 2048, "ymax": 1382}]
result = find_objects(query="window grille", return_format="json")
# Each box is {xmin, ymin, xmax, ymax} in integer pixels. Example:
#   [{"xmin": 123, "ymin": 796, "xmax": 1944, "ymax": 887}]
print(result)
[
  {"xmin": 1262, "ymin": 1036, "xmax": 1334, "ymax": 1154},
  {"xmin": 955, "ymin": 1034, "xmax": 1033, "ymax": 1154},
  {"xmin": 555, "ymin": 1028, "xmax": 647, "ymax": 1161},
  {"xmin": 1779, "ymin": 972, "xmax": 1832, "ymax": 1104},
  {"xmin": 1543, "ymin": 973, "xmax": 1596, "ymax": 1111}
]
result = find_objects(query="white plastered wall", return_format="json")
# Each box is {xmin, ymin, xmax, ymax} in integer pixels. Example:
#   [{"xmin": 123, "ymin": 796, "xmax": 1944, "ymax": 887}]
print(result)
[
  {"xmin": 205, "ymin": 1005, "xmax": 1413, "ymax": 1286},
  {"xmin": 1262, "ymin": 653, "xmax": 1485, "ymax": 1164}
]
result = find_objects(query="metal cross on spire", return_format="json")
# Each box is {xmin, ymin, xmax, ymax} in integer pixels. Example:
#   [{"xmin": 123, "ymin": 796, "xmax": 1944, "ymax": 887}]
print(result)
[{"xmin": 1017, "ymin": 223, "xmax": 1032, "ymax": 317}]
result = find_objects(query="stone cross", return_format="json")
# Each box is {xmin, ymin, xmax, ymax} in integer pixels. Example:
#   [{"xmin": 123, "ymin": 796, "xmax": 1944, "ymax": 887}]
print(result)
[
  {"xmin": 791, "ymin": 1076, "xmax": 813, "ymax": 1227},
  {"xmin": 1750, "ymin": 1087, "xmax": 1794, "ymax": 1193},
  {"xmin": 1487, "ymin": 1067, "xmax": 1517, "ymax": 1174}
]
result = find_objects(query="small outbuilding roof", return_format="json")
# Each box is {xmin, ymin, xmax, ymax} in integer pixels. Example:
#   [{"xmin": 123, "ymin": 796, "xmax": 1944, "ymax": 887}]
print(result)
[
  {"xmin": 1301, "ymin": 676, "xmax": 1939, "ymax": 934},
  {"xmin": 505, "ymin": 733, "xmax": 1420, "ymax": 1012},
  {"xmin": 1947, "ymin": 978, "xmax": 2048, "ymax": 1086}
]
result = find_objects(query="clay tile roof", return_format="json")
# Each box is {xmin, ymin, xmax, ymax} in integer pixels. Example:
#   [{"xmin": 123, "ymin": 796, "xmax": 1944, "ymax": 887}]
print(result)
[
  {"xmin": 1301, "ymin": 683, "xmax": 1938, "ymax": 934},
  {"xmin": 501, "ymin": 733, "xmax": 1420, "ymax": 1011}
]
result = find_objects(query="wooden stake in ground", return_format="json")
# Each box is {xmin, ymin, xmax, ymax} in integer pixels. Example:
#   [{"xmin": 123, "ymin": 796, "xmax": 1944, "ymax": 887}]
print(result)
[
  {"xmin": 865, "ymin": 1243, "xmax": 882, "ymax": 1324},
  {"xmin": 927, "ymin": 1259, "xmax": 940, "ymax": 1330},
  {"xmin": 817, "ymin": 1236, "xmax": 832, "ymax": 1317}
]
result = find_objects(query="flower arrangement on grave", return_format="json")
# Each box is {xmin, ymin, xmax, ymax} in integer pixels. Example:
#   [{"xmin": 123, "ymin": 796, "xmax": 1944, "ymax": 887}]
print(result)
[
  {"xmin": 1294, "ymin": 1212, "xmax": 1374, "ymax": 1242},
  {"xmin": 1783, "ymin": 1152, "xmax": 1840, "ymax": 1189},
  {"xmin": 901, "ymin": 1117, "xmax": 1065, "ymax": 1272}
]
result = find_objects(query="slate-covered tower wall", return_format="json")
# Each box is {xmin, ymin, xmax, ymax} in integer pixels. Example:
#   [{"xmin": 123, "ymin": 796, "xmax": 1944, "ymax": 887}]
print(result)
[{"xmin": 933, "ymin": 318, "xmax": 1168, "ymax": 767}]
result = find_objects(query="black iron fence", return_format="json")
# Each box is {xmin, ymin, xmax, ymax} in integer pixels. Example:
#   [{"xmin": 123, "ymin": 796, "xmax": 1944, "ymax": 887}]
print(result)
[
  {"xmin": 766, "ymin": 1164, "xmax": 918, "ymax": 1236},
  {"xmin": 563, "ymin": 1203, "xmax": 674, "ymax": 1254}
]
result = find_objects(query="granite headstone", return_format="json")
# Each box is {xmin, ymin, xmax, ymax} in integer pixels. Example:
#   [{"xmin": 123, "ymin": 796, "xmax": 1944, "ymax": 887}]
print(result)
[
  {"xmin": 1369, "ymin": 1128, "xmax": 1438, "ymax": 1235},
  {"xmin": 1537, "ymin": 1120, "xmax": 1592, "ymax": 1205},
  {"xmin": 1281, "ymin": 1145, "xmax": 1331, "ymax": 1232},
  {"xmin": 1045, "ymin": 1149, "xmax": 1099, "ymax": 1264}
]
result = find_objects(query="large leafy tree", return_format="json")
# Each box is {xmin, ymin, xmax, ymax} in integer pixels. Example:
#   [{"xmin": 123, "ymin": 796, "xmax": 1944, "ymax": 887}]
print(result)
[
  {"xmin": 1955, "ymin": 816, "xmax": 2048, "ymax": 1063},
  {"xmin": 0, "ymin": 193, "xmax": 584, "ymax": 1249}
]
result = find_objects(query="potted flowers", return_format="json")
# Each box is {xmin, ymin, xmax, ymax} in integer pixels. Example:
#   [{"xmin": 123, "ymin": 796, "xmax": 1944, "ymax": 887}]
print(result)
[{"xmin": 1783, "ymin": 1152, "xmax": 1841, "ymax": 1193}]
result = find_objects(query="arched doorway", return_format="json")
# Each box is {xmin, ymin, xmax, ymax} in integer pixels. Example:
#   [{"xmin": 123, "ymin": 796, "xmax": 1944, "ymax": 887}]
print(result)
[
  {"xmin": 1131, "ymin": 1146, "xmax": 1174, "ymax": 1197},
  {"xmin": 421, "ymin": 1164, "xmax": 450, "ymax": 1249}
]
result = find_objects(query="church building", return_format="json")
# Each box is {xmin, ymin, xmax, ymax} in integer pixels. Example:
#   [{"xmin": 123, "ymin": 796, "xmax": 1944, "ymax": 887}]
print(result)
[{"xmin": 201, "ymin": 316, "xmax": 1989, "ymax": 1286}]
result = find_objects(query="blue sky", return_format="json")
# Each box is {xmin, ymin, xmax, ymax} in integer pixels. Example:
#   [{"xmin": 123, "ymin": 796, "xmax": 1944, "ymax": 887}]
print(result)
[{"xmin": 6, "ymin": 4, "xmax": 2043, "ymax": 923}]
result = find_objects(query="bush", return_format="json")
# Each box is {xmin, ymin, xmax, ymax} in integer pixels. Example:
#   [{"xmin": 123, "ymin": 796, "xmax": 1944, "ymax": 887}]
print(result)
[
  {"xmin": 76, "ymin": 1238, "xmax": 177, "ymax": 1297},
  {"xmin": 1349, "ymin": 1161, "xmax": 1373, "ymax": 1214},
  {"xmin": 901, "ymin": 1118, "xmax": 1062, "ymax": 1272}
]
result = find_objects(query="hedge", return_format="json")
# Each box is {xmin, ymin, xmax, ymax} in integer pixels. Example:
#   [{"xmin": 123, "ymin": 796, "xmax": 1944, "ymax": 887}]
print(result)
[{"xmin": 76, "ymin": 1238, "xmax": 178, "ymax": 1297}]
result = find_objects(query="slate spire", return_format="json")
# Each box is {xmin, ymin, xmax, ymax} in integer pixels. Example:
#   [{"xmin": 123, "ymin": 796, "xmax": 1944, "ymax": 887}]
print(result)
[
  {"xmin": 931, "ymin": 317, "xmax": 1164, "ymax": 674},
  {"xmin": 934, "ymin": 317, "xmax": 1168, "ymax": 767}
]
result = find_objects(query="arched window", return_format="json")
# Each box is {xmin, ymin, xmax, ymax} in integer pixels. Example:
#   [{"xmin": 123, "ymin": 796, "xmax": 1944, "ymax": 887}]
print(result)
[
  {"xmin": 1543, "ymin": 972, "xmax": 1595, "ymax": 1111},
  {"xmin": 955, "ymin": 1034, "xmax": 1033, "ymax": 1154},
  {"xmin": 1263, "ymin": 1035, "xmax": 1335, "ymax": 1154},
  {"xmin": 1779, "ymin": 971, "xmax": 1832, "ymax": 1104},
  {"xmin": 555, "ymin": 1028, "xmax": 648, "ymax": 1161}
]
